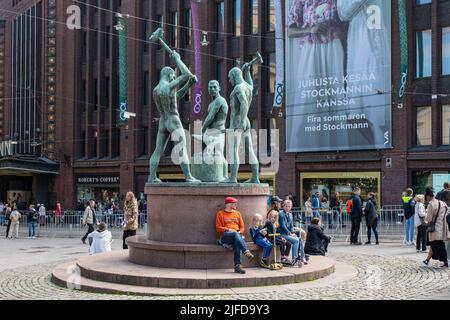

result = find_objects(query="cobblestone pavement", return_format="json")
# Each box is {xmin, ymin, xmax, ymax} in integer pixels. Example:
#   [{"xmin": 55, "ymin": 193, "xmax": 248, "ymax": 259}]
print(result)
[{"xmin": 0, "ymin": 238, "xmax": 449, "ymax": 300}]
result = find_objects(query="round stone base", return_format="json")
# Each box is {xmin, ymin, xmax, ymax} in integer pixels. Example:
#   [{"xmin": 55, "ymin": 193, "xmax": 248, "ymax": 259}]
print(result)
[{"xmin": 52, "ymin": 250, "xmax": 336, "ymax": 291}]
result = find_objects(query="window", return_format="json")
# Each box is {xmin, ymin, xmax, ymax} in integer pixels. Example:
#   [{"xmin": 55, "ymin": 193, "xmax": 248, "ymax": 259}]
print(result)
[
  {"xmin": 416, "ymin": 106, "xmax": 432, "ymax": 146},
  {"xmin": 142, "ymin": 20, "xmax": 149, "ymax": 52},
  {"xmin": 93, "ymin": 79, "xmax": 98, "ymax": 111},
  {"xmin": 216, "ymin": 60, "xmax": 224, "ymax": 89},
  {"xmin": 443, "ymin": 105, "xmax": 450, "ymax": 145},
  {"xmin": 416, "ymin": 0, "xmax": 431, "ymax": 4},
  {"xmin": 81, "ymin": 131, "xmax": 86, "ymax": 158},
  {"xmin": 104, "ymin": 130, "xmax": 109, "ymax": 158},
  {"xmin": 141, "ymin": 127, "xmax": 149, "ymax": 156},
  {"xmin": 105, "ymin": 27, "xmax": 110, "ymax": 59},
  {"xmin": 249, "ymin": 0, "xmax": 258, "ymax": 34},
  {"xmin": 267, "ymin": 0, "xmax": 275, "ymax": 32},
  {"xmin": 443, "ymin": 27, "xmax": 450, "ymax": 75},
  {"xmin": 105, "ymin": 77, "xmax": 110, "ymax": 109},
  {"xmin": 266, "ymin": 53, "xmax": 275, "ymax": 94},
  {"xmin": 217, "ymin": 2, "xmax": 224, "ymax": 40},
  {"xmin": 185, "ymin": 9, "xmax": 192, "ymax": 46},
  {"xmin": 171, "ymin": 12, "xmax": 178, "ymax": 47},
  {"xmin": 416, "ymin": 30, "xmax": 432, "ymax": 78},
  {"xmin": 233, "ymin": 0, "xmax": 241, "ymax": 37},
  {"xmin": 93, "ymin": 32, "xmax": 98, "ymax": 61},
  {"xmin": 143, "ymin": 72, "xmax": 149, "ymax": 105}
]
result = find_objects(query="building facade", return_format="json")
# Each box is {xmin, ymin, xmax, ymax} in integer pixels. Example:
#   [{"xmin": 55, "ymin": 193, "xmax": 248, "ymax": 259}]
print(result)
[{"xmin": 0, "ymin": 0, "xmax": 449, "ymax": 209}]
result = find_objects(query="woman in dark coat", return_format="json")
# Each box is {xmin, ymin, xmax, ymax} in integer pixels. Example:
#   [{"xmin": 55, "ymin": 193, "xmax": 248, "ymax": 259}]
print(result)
[
  {"xmin": 304, "ymin": 218, "xmax": 331, "ymax": 256},
  {"xmin": 364, "ymin": 192, "xmax": 379, "ymax": 245}
]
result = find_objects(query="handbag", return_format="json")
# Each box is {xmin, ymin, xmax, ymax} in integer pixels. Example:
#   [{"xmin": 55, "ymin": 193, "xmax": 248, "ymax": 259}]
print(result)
[{"xmin": 427, "ymin": 201, "xmax": 441, "ymax": 233}]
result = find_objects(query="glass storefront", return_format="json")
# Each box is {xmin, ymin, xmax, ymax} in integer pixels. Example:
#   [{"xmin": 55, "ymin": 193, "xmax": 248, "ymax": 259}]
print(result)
[
  {"xmin": 76, "ymin": 176, "xmax": 120, "ymax": 206},
  {"xmin": 413, "ymin": 171, "xmax": 450, "ymax": 195},
  {"xmin": 300, "ymin": 172, "xmax": 381, "ymax": 206}
]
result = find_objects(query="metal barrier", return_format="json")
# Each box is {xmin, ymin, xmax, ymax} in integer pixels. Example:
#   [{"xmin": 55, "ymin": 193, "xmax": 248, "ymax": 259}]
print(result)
[
  {"xmin": 0, "ymin": 210, "xmax": 146, "ymax": 238},
  {"xmin": 291, "ymin": 205, "xmax": 406, "ymax": 241}
]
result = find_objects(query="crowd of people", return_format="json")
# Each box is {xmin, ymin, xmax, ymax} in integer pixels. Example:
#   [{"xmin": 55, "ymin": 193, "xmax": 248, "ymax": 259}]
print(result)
[
  {"xmin": 402, "ymin": 184, "xmax": 450, "ymax": 268},
  {"xmin": 216, "ymin": 196, "xmax": 331, "ymax": 274}
]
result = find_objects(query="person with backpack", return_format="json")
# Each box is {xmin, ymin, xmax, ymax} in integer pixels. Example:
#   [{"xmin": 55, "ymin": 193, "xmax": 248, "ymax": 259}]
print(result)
[
  {"xmin": 8, "ymin": 206, "xmax": 21, "ymax": 239},
  {"xmin": 402, "ymin": 188, "xmax": 416, "ymax": 246},
  {"xmin": 27, "ymin": 204, "xmax": 39, "ymax": 239},
  {"xmin": 350, "ymin": 187, "xmax": 363, "ymax": 245}
]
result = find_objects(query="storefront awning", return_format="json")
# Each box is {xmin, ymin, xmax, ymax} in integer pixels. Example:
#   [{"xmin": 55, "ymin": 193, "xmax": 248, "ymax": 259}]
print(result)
[{"xmin": 0, "ymin": 157, "xmax": 59, "ymax": 175}]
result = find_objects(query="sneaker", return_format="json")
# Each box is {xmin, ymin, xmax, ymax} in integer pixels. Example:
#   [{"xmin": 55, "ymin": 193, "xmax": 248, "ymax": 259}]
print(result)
[
  {"xmin": 440, "ymin": 263, "xmax": 449, "ymax": 268},
  {"xmin": 375, "ymin": 242, "xmax": 380, "ymax": 245},
  {"xmin": 281, "ymin": 257, "xmax": 293, "ymax": 265},
  {"xmin": 259, "ymin": 259, "xmax": 270, "ymax": 269},
  {"xmin": 244, "ymin": 250, "xmax": 254, "ymax": 261},
  {"xmin": 365, "ymin": 242, "xmax": 371, "ymax": 245},
  {"xmin": 423, "ymin": 260, "xmax": 430, "ymax": 266},
  {"xmin": 234, "ymin": 264, "xmax": 246, "ymax": 274}
]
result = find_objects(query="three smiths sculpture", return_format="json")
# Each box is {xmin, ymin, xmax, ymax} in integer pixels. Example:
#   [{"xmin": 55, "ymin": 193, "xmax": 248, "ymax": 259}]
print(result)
[{"xmin": 148, "ymin": 28, "xmax": 200, "ymax": 183}]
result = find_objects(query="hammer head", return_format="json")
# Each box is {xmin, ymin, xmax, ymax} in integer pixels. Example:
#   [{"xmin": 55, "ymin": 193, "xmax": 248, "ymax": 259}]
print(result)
[
  {"xmin": 255, "ymin": 52, "xmax": 263, "ymax": 65},
  {"xmin": 150, "ymin": 28, "xmax": 164, "ymax": 43}
]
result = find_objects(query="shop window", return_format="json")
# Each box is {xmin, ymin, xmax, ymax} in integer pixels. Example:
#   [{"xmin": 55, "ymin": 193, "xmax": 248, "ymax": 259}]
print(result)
[
  {"xmin": 416, "ymin": 106, "xmax": 432, "ymax": 146},
  {"xmin": 443, "ymin": 105, "xmax": 450, "ymax": 145},
  {"xmin": 443, "ymin": 27, "xmax": 450, "ymax": 75}
]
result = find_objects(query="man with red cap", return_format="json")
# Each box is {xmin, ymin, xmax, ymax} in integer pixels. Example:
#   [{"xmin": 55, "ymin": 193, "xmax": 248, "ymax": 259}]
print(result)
[{"xmin": 216, "ymin": 197, "xmax": 254, "ymax": 274}]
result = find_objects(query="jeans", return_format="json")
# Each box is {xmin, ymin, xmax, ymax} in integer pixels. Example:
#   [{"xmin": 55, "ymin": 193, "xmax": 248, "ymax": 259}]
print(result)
[
  {"xmin": 282, "ymin": 235, "xmax": 299, "ymax": 260},
  {"xmin": 221, "ymin": 231, "xmax": 249, "ymax": 266},
  {"xmin": 28, "ymin": 222, "xmax": 36, "ymax": 237},
  {"xmin": 405, "ymin": 217, "xmax": 415, "ymax": 243},
  {"xmin": 313, "ymin": 210, "xmax": 321, "ymax": 218},
  {"xmin": 254, "ymin": 238, "xmax": 273, "ymax": 259},
  {"xmin": 417, "ymin": 225, "xmax": 427, "ymax": 251},
  {"xmin": 123, "ymin": 229, "xmax": 137, "ymax": 249},
  {"xmin": 367, "ymin": 224, "xmax": 379, "ymax": 243},
  {"xmin": 350, "ymin": 216, "xmax": 361, "ymax": 243},
  {"xmin": 82, "ymin": 224, "xmax": 95, "ymax": 244}
]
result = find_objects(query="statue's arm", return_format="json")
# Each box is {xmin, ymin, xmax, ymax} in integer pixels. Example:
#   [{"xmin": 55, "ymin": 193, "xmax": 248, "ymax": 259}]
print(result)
[
  {"xmin": 203, "ymin": 102, "xmax": 221, "ymax": 133},
  {"xmin": 176, "ymin": 76, "xmax": 196, "ymax": 100},
  {"xmin": 229, "ymin": 93, "xmax": 236, "ymax": 130},
  {"xmin": 169, "ymin": 74, "xmax": 190, "ymax": 92},
  {"xmin": 242, "ymin": 64, "xmax": 254, "ymax": 88},
  {"xmin": 171, "ymin": 51, "xmax": 192, "ymax": 76}
]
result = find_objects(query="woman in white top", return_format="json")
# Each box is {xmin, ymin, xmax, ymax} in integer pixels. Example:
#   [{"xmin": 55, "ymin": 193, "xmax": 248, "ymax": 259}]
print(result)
[{"xmin": 414, "ymin": 194, "xmax": 427, "ymax": 253}]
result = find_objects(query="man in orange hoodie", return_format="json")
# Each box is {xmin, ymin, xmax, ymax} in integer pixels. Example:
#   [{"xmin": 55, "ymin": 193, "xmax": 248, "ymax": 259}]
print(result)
[{"xmin": 216, "ymin": 197, "xmax": 254, "ymax": 274}]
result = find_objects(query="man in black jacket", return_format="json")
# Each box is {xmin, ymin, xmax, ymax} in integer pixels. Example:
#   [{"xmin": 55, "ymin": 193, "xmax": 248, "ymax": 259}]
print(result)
[{"xmin": 350, "ymin": 187, "xmax": 363, "ymax": 245}]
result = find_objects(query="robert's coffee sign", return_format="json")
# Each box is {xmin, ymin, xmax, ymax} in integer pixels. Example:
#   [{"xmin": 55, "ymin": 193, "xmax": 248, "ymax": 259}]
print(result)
[{"xmin": 77, "ymin": 176, "xmax": 120, "ymax": 184}]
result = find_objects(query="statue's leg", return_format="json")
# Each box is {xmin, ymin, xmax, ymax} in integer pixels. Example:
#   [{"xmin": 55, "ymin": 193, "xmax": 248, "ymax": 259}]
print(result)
[
  {"xmin": 171, "ymin": 124, "xmax": 201, "ymax": 183},
  {"xmin": 222, "ymin": 130, "xmax": 241, "ymax": 183},
  {"xmin": 244, "ymin": 131, "xmax": 260, "ymax": 184},
  {"xmin": 148, "ymin": 131, "xmax": 170, "ymax": 183}
]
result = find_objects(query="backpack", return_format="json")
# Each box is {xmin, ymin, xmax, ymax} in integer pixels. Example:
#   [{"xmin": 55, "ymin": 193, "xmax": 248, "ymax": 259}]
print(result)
[
  {"xmin": 346, "ymin": 199, "xmax": 353, "ymax": 214},
  {"xmin": 403, "ymin": 198, "xmax": 416, "ymax": 219}
]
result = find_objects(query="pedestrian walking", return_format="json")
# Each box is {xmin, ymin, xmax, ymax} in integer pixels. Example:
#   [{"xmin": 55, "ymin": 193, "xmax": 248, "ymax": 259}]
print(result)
[
  {"xmin": 402, "ymin": 188, "xmax": 416, "ymax": 245},
  {"xmin": 8, "ymin": 207, "xmax": 21, "ymax": 239},
  {"xmin": 27, "ymin": 204, "xmax": 38, "ymax": 239},
  {"xmin": 350, "ymin": 187, "xmax": 363, "ymax": 245},
  {"xmin": 122, "ymin": 191, "xmax": 138, "ymax": 250},
  {"xmin": 88, "ymin": 222, "xmax": 113, "ymax": 255},
  {"xmin": 364, "ymin": 192, "xmax": 379, "ymax": 245},
  {"xmin": 414, "ymin": 194, "xmax": 427, "ymax": 253},
  {"xmin": 4, "ymin": 204, "xmax": 12, "ymax": 238},
  {"xmin": 81, "ymin": 200, "xmax": 97, "ymax": 245},
  {"xmin": 312, "ymin": 192, "xmax": 321, "ymax": 218},
  {"xmin": 55, "ymin": 203, "xmax": 62, "ymax": 224},
  {"xmin": 423, "ymin": 187, "xmax": 448, "ymax": 268}
]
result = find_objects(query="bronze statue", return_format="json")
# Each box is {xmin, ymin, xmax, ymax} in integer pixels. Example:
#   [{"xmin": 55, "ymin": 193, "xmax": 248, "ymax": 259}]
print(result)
[{"xmin": 148, "ymin": 28, "xmax": 200, "ymax": 183}]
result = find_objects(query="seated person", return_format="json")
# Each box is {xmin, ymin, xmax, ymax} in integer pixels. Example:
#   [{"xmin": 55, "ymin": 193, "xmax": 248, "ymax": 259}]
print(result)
[
  {"xmin": 304, "ymin": 218, "xmax": 331, "ymax": 256},
  {"xmin": 265, "ymin": 210, "xmax": 292, "ymax": 265},
  {"xmin": 249, "ymin": 213, "xmax": 273, "ymax": 268},
  {"xmin": 88, "ymin": 222, "xmax": 113, "ymax": 255},
  {"xmin": 216, "ymin": 197, "xmax": 254, "ymax": 274}
]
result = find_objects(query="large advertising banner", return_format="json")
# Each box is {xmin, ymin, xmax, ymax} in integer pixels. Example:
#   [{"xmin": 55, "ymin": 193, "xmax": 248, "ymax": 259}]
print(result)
[{"xmin": 285, "ymin": 0, "xmax": 392, "ymax": 152}]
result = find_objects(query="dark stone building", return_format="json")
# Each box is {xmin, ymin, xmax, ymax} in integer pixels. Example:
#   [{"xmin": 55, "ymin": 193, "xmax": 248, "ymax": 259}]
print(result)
[{"xmin": 0, "ymin": 0, "xmax": 449, "ymax": 209}]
